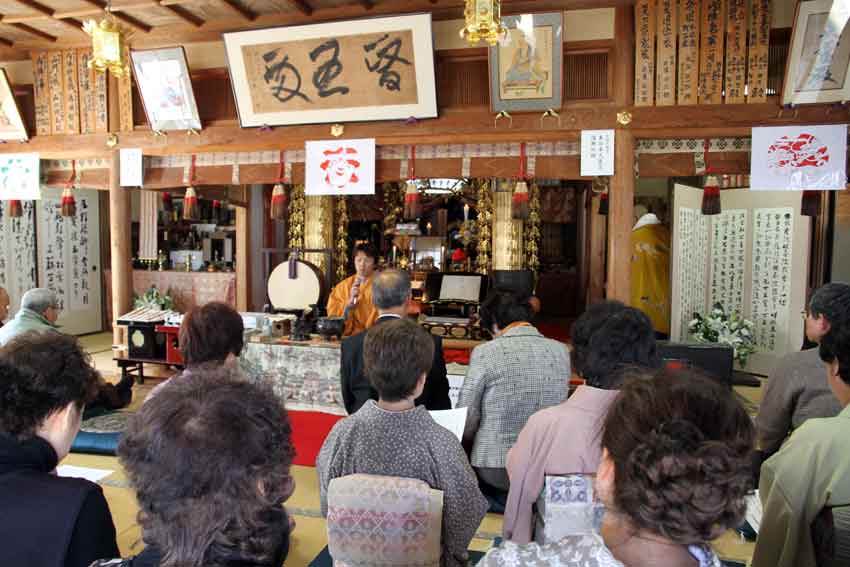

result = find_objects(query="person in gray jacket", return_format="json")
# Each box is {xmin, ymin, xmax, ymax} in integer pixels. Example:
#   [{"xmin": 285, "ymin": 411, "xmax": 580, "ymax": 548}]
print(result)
[{"xmin": 0, "ymin": 288, "xmax": 60, "ymax": 346}]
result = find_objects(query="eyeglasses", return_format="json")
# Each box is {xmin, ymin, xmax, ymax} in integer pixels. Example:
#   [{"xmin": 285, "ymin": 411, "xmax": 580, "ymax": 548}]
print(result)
[{"xmin": 801, "ymin": 309, "xmax": 809, "ymax": 320}]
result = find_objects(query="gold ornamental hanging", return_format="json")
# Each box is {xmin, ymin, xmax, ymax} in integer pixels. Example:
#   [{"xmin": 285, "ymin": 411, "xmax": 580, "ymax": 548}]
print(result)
[
  {"xmin": 83, "ymin": 15, "xmax": 129, "ymax": 77},
  {"xmin": 459, "ymin": 0, "xmax": 507, "ymax": 46}
]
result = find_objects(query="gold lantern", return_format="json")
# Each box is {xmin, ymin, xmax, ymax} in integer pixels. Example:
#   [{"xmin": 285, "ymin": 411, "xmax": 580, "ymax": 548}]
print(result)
[
  {"xmin": 83, "ymin": 17, "xmax": 129, "ymax": 77},
  {"xmin": 459, "ymin": 0, "xmax": 507, "ymax": 45}
]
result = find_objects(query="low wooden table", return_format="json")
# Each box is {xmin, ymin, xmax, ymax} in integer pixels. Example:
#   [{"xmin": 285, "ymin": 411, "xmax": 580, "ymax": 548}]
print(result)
[{"xmin": 113, "ymin": 350, "xmax": 182, "ymax": 385}]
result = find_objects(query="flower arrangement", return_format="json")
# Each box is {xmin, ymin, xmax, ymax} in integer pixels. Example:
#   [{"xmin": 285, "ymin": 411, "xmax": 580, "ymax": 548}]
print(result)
[
  {"xmin": 133, "ymin": 285, "xmax": 174, "ymax": 311},
  {"xmin": 688, "ymin": 303, "xmax": 756, "ymax": 367}
]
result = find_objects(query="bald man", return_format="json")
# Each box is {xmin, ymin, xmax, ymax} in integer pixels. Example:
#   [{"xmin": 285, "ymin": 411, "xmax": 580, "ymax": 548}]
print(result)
[{"xmin": 0, "ymin": 287, "xmax": 9, "ymax": 325}]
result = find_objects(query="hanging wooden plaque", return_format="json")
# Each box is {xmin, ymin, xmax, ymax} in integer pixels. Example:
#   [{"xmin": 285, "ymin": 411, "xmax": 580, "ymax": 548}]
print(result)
[
  {"xmin": 93, "ymin": 64, "xmax": 108, "ymax": 133},
  {"xmin": 656, "ymin": 0, "xmax": 677, "ymax": 105},
  {"xmin": 63, "ymin": 50, "xmax": 80, "ymax": 134},
  {"xmin": 118, "ymin": 47, "xmax": 133, "ymax": 132},
  {"xmin": 747, "ymin": 0, "xmax": 771, "ymax": 103},
  {"xmin": 678, "ymin": 0, "xmax": 700, "ymax": 105},
  {"xmin": 78, "ymin": 49, "xmax": 95, "ymax": 134},
  {"xmin": 635, "ymin": 0, "xmax": 656, "ymax": 106},
  {"xmin": 698, "ymin": 0, "xmax": 726, "ymax": 104},
  {"xmin": 31, "ymin": 52, "xmax": 50, "ymax": 136},
  {"xmin": 724, "ymin": 0, "xmax": 747, "ymax": 103}
]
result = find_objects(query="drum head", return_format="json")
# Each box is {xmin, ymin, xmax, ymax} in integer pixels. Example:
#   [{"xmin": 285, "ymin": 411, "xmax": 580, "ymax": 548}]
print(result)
[{"xmin": 268, "ymin": 260, "xmax": 324, "ymax": 311}]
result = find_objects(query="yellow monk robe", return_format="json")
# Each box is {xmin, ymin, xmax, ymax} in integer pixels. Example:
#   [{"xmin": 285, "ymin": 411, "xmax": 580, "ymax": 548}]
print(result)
[
  {"xmin": 327, "ymin": 274, "xmax": 379, "ymax": 336},
  {"xmin": 630, "ymin": 218, "xmax": 671, "ymax": 335}
]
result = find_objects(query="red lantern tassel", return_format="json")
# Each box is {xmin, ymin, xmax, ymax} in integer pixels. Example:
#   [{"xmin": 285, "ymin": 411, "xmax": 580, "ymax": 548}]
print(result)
[
  {"xmin": 60, "ymin": 186, "xmax": 76, "ymax": 217},
  {"xmin": 270, "ymin": 183, "xmax": 287, "ymax": 220},
  {"xmin": 183, "ymin": 186, "xmax": 199, "ymax": 221},
  {"xmin": 7, "ymin": 200, "xmax": 22, "ymax": 218},
  {"xmin": 512, "ymin": 180, "xmax": 529, "ymax": 220},
  {"xmin": 211, "ymin": 199, "xmax": 222, "ymax": 223},
  {"xmin": 701, "ymin": 175, "xmax": 721, "ymax": 215},
  {"xmin": 598, "ymin": 192, "xmax": 609, "ymax": 215},
  {"xmin": 801, "ymin": 190, "xmax": 821, "ymax": 217},
  {"xmin": 161, "ymin": 191, "xmax": 173, "ymax": 213},
  {"xmin": 403, "ymin": 180, "xmax": 421, "ymax": 220}
]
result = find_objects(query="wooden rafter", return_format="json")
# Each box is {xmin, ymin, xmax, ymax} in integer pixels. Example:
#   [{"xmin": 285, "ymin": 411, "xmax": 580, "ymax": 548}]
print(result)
[
  {"xmin": 0, "ymin": 36, "xmax": 12, "ymax": 47},
  {"xmin": 360, "ymin": 0, "xmax": 374, "ymax": 9},
  {"xmin": 161, "ymin": 4, "xmax": 204, "ymax": 27},
  {"xmin": 10, "ymin": 21, "xmax": 55, "ymax": 41},
  {"xmin": 12, "ymin": 0, "xmax": 84, "ymax": 33},
  {"xmin": 284, "ymin": 0, "xmax": 314, "ymax": 16},
  {"xmin": 216, "ymin": 0, "xmax": 256, "ymax": 21},
  {"xmin": 78, "ymin": 0, "xmax": 153, "ymax": 33}
]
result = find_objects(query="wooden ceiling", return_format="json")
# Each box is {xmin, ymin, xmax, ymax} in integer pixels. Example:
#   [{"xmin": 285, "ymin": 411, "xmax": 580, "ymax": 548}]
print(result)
[{"xmin": 0, "ymin": 0, "xmax": 629, "ymax": 58}]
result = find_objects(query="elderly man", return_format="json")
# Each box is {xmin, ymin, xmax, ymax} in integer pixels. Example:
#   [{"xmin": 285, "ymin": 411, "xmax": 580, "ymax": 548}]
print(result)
[
  {"xmin": 0, "ymin": 287, "xmax": 9, "ymax": 325},
  {"xmin": 340, "ymin": 269, "xmax": 450, "ymax": 414},
  {"xmin": 0, "ymin": 288, "xmax": 61, "ymax": 346},
  {"xmin": 326, "ymin": 243, "xmax": 380, "ymax": 336}
]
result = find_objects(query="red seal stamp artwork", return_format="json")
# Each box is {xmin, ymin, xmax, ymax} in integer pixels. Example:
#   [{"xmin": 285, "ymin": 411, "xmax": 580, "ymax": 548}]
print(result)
[
  {"xmin": 319, "ymin": 146, "xmax": 361, "ymax": 190},
  {"xmin": 766, "ymin": 133, "xmax": 830, "ymax": 172}
]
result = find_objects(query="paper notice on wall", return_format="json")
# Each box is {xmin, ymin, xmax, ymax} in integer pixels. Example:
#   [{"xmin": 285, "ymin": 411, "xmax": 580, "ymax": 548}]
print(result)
[
  {"xmin": 120, "ymin": 148, "xmax": 143, "ymax": 187},
  {"xmin": 580, "ymin": 130, "xmax": 615, "ymax": 176}
]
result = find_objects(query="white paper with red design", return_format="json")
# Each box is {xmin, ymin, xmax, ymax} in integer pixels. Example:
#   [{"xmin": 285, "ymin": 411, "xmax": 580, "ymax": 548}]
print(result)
[
  {"xmin": 305, "ymin": 138, "xmax": 376, "ymax": 195},
  {"xmin": 751, "ymin": 125, "xmax": 847, "ymax": 191}
]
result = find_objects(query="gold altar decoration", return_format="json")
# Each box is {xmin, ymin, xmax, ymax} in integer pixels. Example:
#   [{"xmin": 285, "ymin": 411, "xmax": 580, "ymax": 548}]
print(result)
[
  {"xmin": 304, "ymin": 195, "xmax": 333, "ymax": 272},
  {"xmin": 381, "ymin": 182, "xmax": 404, "ymax": 235},
  {"xmin": 334, "ymin": 197, "xmax": 349, "ymax": 284},
  {"xmin": 83, "ymin": 9, "xmax": 129, "ymax": 77},
  {"xmin": 493, "ymin": 180, "xmax": 524, "ymax": 270},
  {"xmin": 460, "ymin": 0, "xmax": 506, "ymax": 45},
  {"xmin": 475, "ymin": 179, "xmax": 493, "ymax": 275},
  {"xmin": 287, "ymin": 183, "xmax": 305, "ymax": 249},
  {"xmin": 524, "ymin": 182, "xmax": 541, "ymax": 277}
]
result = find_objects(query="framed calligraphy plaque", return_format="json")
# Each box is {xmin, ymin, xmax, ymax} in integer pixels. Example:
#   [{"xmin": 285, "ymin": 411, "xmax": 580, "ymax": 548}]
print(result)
[
  {"xmin": 782, "ymin": 0, "xmax": 850, "ymax": 106},
  {"xmin": 488, "ymin": 12, "xmax": 563, "ymax": 113},
  {"xmin": 131, "ymin": 47, "xmax": 201, "ymax": 132},
  {"xmin": 223, "ymin": 13, "xmax": 437, "ymax": 127},
  {"xmin": 0, "ymin": 69, "xmax": 28, "ymax": 141}
]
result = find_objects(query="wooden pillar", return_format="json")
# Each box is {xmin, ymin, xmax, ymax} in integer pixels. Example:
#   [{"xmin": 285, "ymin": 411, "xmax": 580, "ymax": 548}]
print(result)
[
  {"xmin": 109, "ymin": 151, "xmax": 132, "ymax": 344},
  {"xmin": 586, "ymin": 192, "xmax": 607, "ymax": 304},
  {"xmin": 607, "ymin": 130, "xmax": 635, "ymax": 303},
  {"xmin": 235, "ymin": 206, "xmax": 249, "ymax": 311}
]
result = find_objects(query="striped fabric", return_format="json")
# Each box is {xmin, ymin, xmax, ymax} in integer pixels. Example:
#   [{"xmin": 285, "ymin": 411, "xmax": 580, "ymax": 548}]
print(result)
[{"xmin": 138, "ymin": 190, "xmax": 158, "ymax": 261}]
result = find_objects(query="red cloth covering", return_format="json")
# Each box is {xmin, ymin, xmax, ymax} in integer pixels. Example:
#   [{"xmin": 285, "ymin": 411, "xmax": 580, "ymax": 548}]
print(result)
[
  {"xmin": 444, "ymin": 348, "xmax": 471, "ymax": 365},
  {"xmin": 288, "ymin": 410, "xmax": 345, "ymax": 467}
]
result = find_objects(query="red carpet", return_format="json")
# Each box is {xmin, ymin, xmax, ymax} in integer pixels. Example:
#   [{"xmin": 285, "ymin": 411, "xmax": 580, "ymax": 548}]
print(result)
[{"xmin": 289, "ymin": 410, "xmax": 345, "ymax": 467}]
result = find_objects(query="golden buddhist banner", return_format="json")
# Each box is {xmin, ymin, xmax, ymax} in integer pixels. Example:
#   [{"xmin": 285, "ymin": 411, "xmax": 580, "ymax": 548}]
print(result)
[{"xmin": 224, "ymin": 13, "xmax": 437, "ymax": 127}]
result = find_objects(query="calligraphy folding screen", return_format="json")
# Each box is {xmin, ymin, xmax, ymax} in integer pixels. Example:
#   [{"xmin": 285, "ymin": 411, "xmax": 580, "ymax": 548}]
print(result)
[
  {"xmin": 223, "ymin": 13, "xmax": 437, "ymax": 127},
  {"xmin": 0, "ymin": 201, "xmax": 37, "ymax": 321},
  {"xmin": 35, "ymin": 187, "xmax": 102, "ymax": 336},
  {"xmin": 671, "ymin": 184, "xmax": 810, "ymax": 376}
]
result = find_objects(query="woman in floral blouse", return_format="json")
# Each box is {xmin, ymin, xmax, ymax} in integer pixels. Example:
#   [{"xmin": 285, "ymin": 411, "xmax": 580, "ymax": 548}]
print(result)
[{"xmin": 479, "ymin": 367, "xmax": 755, "ymax": 567}]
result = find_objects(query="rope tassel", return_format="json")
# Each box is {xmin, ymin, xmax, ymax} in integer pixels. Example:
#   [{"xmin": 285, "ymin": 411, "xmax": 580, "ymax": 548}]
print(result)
[
  {"xmin": 61, "ymin": 160, "xmax": 77, "ymax": 218},
  {"xmin": 7, "ymin": 200, "xmax": 22, "ymax": 218}
]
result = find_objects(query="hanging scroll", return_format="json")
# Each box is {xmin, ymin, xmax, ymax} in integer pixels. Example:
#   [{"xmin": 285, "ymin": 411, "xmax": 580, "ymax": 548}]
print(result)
[
  {"xmin": 656, "ymin": 0, "xmax": 677, "ymax": 105},
  {"xmin": 635, "ymin": 0, "xmax": 656, "ymax": 107},
  {"xmin": 677, "ymin": 0, "xmax": 700, "ymax": 104},
  {"xmin": 724, "ymin": 0, "xmax": 747, "ymax": 103},
  {"xmin": 709, "ymin": 209, "xmax": 747, "ymax": 315},
  {"xmin": 31, "ymin": 52, "xmax": 50, "ymax": 136},
  {"xmin": 698, "ymin": 0, "xmax": 725, "ymax": 104},
  {"xmin": 747, "ymin": 0, "xmax": 771, "ymax": 103},
  {"xmin": 0, "ymin": 201, "xmax": 37, "ymax": 320}
]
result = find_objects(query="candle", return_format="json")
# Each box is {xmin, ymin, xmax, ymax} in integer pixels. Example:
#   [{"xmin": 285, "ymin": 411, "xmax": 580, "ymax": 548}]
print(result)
[
  {"xmin": 392, "ymin": 245, "xmax": 397, "ymax": 263},
  {"xmin": 441, "ymin": 245, "xmax": 445, "ymax": 268},
  {"xmin": 463, "ymin": 203, "xmax": 469, "ymax": 222},
  {"xmin": 426, "ymin": 222, "xmax": 432, "ymax": 234}
]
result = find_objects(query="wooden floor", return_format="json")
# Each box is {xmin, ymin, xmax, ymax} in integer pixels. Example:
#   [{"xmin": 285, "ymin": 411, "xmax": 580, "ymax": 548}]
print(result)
[{"xmin": 69, "ymin": 332, "xmax": 758, "ymax": 566}]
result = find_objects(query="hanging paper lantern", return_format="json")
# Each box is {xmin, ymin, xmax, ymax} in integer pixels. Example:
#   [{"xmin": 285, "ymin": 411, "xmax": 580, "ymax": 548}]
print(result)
[
  {"xmin": 60, "ymin": 186, "xmax": 76, "ymax": 218},
  {"xmin": 801, "ymin": 190, "xmax": 821, "ymax": 217},
  {"xmin": 161, "ymin": 191, "xmax": 173, "ymax": 213},
  {"xmin": 183, "ymin": 186, "xmax": 199, "ymax": 221},
  {"xmin": 7, "ymin": 200, "xmax": 22, "ymax": 218},
  {"xmin": 403, "ymin": 180, "xmax": 421, "ymax": 220},
  {"xmin": 701, "ymin": 175, "xmax": 721, "ymax": 215},
  {"xmin": 270, "ymin": 183, "xmax": 287, "ymax": 220},
  {"xmin": 598, "ymin": 192, "xmax": 609, "ymax": 216},
  {"xmin": 512, "ymin": 180, "xmax": 529, "ymax": 220}
]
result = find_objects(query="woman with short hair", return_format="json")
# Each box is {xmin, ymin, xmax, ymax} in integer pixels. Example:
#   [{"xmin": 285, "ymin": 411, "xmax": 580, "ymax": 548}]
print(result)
[
  {"xmin": 480, "ymin": 368, "xmax": 755, "ymax": 566},
  {"xmin": 0, "ymin": 332, "xmax": 119, "ymax": 567},
  {"xmin": 92, "ymin": 366, "xmax": 295, "ymax": 567}
]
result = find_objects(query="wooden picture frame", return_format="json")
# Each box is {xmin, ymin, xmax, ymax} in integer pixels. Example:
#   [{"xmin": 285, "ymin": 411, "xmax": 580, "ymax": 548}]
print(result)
[
  {"xmin": 130, "ymin": 47, "xmax": 201, "ymax": 132},
  {"xmin": 782, "ymin": 0, "xmax": 850, "ymax": 106},
  {"xmin": 0, "ymin": 69, "xmax": 28, "ymax": 141},
  {"xmin": 489, "ymin": 12, "xmax": 563, "ymax": 113},
  {"xmin": 223, "ymin": 13, "xmax": 438, "ymax": 127}
]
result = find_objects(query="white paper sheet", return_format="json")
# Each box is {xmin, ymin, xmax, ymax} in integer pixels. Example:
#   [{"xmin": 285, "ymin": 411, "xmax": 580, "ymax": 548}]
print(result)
[
  {"xmin": 439, "ymin": 275, "xmax": 481, "ymax": 302},
  {"xmin": 429, "ymin": 407, "xmax": 468, "ymax": 441},
  {"xmin": 745, "ymin": 490, "xmax": 762, "ymax": 533},
  {"xmin": 56, "ymin": 465, "xmax": 114, "ymax": 483},
  {"xmin": 120, "ymin": 148, "xmax": 143, "ymax": 187}
]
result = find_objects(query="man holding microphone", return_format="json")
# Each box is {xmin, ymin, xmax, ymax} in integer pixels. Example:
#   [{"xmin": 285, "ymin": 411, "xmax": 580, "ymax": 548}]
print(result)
[{"xmin": 327, "ymin": 243, "xmax": 380, "ymax": 336}]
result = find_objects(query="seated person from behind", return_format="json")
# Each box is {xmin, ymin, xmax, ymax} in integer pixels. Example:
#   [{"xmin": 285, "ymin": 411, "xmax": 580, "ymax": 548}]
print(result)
[
  {"xmin": 318, "ymin": 318, "xmax": 487, "ymax": 567},
  {"xmin": 92, "ymin": 366, "xmax": 295, "ymax": 567},
  {"xmin": 756, "ymin": 282, "xmax": 846, "ymax": 460},
  {"xmin": 480, "ymin": 367, "xmax": 755, "ymax": 566},
  {"xmin": 341, "ymin": 268, "xmax": 450, "ymax": 414},
  {"xmin": 0, "ymin": 286, "xmax": 9, "ymax": 325},
  {"xmin": 0, "ymin": 332, "xmax": 119, "ymax": 567},
  {"xmin": 457, "ymin": 290, "xmax": 570, "ymax": 493},
  {"xmin": 503, "ymin": 301, "xmax": 660, "ymax": 543},
  {"xmin": 327, "ymin": 242, "xmax": 380, "ymax": 336},
  {"xmin": 146, "ymin": 301, "xmax": 245, "ymax": 401},
  {"xmin": 752, "ymin": 284, "xmax": 850, "ymax": 567}
]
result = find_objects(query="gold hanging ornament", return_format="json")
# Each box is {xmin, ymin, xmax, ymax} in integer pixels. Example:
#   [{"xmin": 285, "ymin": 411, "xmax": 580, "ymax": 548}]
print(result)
[
  {"xmin": 523, "ymin": 182, "xmax": 541, "ymax": 277},
  {"xmin": 460, "ymin": 0, "xmax": 507, "ymax": 45},
  {"xmin": 83, "ymin": 2, "xmax": 129, "ymax": 77},
  {"xmin": 288, "ymin": 184, "xmax": 305, "ymax": 249},
  {"xmin": 476, "ymin": 179, "xmax": 493, "ymax": 275},
  {"xmin": 334, "ymin": 197, "xmax": 349, "ymax": 284}
]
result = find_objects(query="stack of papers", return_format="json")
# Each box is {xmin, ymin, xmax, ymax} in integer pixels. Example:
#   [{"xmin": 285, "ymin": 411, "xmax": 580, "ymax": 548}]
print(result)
[
  {"xmin": 56, "ymin": 465, "xmax": 114, "ymax": 484},
  {"xmin": 429, "ymin": 407, "xmax": 468, "ymax": 441}
]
